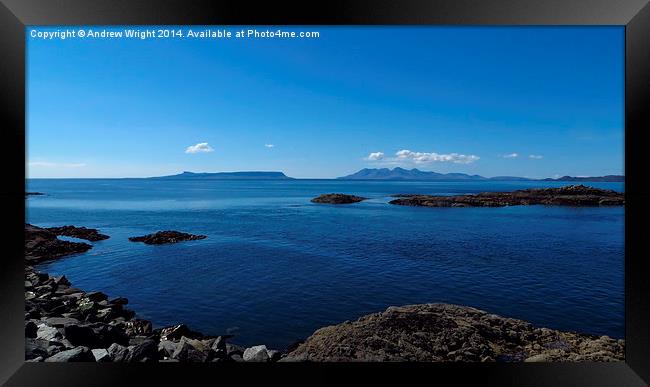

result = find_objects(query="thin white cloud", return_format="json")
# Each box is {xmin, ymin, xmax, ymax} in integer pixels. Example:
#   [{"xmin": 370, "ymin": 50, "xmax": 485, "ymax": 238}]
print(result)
[
  {"xmin": 185, "ymin": 142, "xmax": 214, "ymax": 154},
  {"xmin": 365, "ymin": 151, "xmax": 385, "ymax": 161},
  {"xmin": 529, "ymin": 154, "xmax": 544, "ymax": 159},
  {"xmin": 395, "ymin": 149, "xmax": 479, "ymax": 164},
  {"xmin": 502, "ymin": 153, "xmax": 519, "ymax": 158},
  {"xmin": 28, "ymin": 161, "xmax": 86, "ymax": 168},
  {"xmin": 264, "ymin": 144, "xmax": 275, "ymax": 148}
]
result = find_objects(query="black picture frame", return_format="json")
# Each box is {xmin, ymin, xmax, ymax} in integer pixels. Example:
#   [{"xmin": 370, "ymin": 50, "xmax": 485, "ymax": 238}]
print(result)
[{"xmin": 1, "ymin": 0, "xmax": 648, "ymax": 385}]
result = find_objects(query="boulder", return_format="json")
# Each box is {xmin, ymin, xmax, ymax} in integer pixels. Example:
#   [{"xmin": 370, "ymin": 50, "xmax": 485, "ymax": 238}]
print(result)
[
  {"xmin": 44, "ymin": 317, "xmax": 80, "ymax": 327},
  {"xmin": 44, "ymin": 346, "xmax": 94, "ymax": 362},
  {"xmin": 158, "ymin": 340, "xmax": 178, "ymax": 358},
  {"xmin": 25, "ymin": 338, "xmax": 49, "ymax": 360},
  {"xmin": 125, "ymin": 319, "xmax": 153, "ymax": 336},
  {"xmin": 64, "ymin": 324, "xmax": 99, "ymax": 347},
  {"xmin": 243, "ymin": 345, "xmax": 270, "ymax": 362},
  {"xmin": 36, "ymin": 324, "xmax": 62, "ymax": 341},
  {"xmin": 107, "ymin": 343, "xmax": 130, "ymax": 362},
  {"xmin": 91, "ymin": 348, "xmax": 111, "ymax": 362},
  {"xmin": 126, "ymin": 339, "xmax": 159, "ymax": 362},
  {"xmin": 171, "ymin": 337, "xmax": 209, "ymax": 362}
]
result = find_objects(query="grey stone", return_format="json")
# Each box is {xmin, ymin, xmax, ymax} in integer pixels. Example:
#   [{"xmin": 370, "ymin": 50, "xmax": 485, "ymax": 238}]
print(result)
[
  {"xmin": 44, "ymin": 346, "xmax": 94, "ymax": 362},
  {"xmin": 107, "ymin": 343, "xmax": 130, "ymax": 362},
  {"xmin": 36, "ymin": 324, "xmax": 62, "ymax": 341},
  {"xmin": 243, "ymin": 345, "xmax": 270, "ymax": 362},
  {"xmin": 44, "ymin": 317, "xmax": 80, "ymax": 327},
  {"xmin": 91, "ymin": 348, "xmax": 111, "ymax": 362}
]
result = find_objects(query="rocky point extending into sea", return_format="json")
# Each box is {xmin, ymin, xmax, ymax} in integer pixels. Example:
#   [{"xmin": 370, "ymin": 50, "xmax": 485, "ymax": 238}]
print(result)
[
  {"xmin": 389, "ymin": 185, "xmax": 624, "ymax": 208},
  {"xmin": 25, "ymin": 221, "xmax": 624, "ymax": 362}
]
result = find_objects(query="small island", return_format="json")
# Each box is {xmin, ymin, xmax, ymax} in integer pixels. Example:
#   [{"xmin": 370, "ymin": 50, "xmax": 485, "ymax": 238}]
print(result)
[
  {"xmin": 311, "ymin": 193, "xmax": 368, "ymax": 204},
  {"xmin": 128, "ymin": 230, "xmax": 207, "ymax": 245},
  {"xmin": 389, "ymin": 185, "xmax": 624, "ymax": 208}
]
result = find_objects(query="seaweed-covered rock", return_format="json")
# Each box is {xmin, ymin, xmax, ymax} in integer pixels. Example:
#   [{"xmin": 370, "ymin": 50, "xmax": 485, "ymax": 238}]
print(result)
[
  {"xmin": 282, "ymin": 303, "xmax": 625, "ymax": 362},
  {"xmin": 390, "ymin": 185, "xmax": 624, "ymax": 208},
  {"xmin": 128, "ymin": 231, "xmax": 207, "ymax": 245},
  {"xmin": 311, "ymin": 193, "xmax": 367, "ymax": 204}
]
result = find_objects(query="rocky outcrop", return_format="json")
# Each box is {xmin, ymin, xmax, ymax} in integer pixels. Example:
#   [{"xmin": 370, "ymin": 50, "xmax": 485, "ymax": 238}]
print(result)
[
  {"xmin": 24, "ymin": 224, "xmax": 280, "ymax": 362},
  {"xmin": 282, "ymin": 303, "xmax": 624, "ymax": 362},
  {"xmin": 128, "ymin": 231, "xmax": 207, "ymax": 245},
  {"xmin": 24, "ymin": 264, "xmax": 284, "ymax": 362},
  {"xmin": 46, "ymin": 225, "xmax": 110, "ymax": 242},
  {"xmin": 26, "ymin": 192, "xmax": 45, "ymax": 196},
  {"xmin": 311, "ymin": 193, "xmax": 367, "ymax": 204},
  {"xmin": 389, "ymin": 185, "xmax": 624, "ymax": 208},
  {"xmin": 25, "ymin": 224, "xmax": 92, "ymax": 263}
]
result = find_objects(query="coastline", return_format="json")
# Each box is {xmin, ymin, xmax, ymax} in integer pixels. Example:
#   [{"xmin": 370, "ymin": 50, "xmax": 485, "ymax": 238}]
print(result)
[{"xmin": 25, "ymin": 220, "xmax": 625, "ymax": 362}]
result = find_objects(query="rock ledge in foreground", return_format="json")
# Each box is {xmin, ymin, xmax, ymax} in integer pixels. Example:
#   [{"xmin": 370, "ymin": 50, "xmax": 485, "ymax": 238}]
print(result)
[
  {"xmin": 128, "ymin": 231, "xmax": 207, "ymax": 245},
  {"xmin": 311, "ymin": 193, "xmax": 367, "ymax": 204},
  {"xmin": 282, "ymin": 303, "xmax": 624, "ymax": 362},
  {"xmin": 390, "ymin": 185, "xmax": 624, "ymax": 208}
]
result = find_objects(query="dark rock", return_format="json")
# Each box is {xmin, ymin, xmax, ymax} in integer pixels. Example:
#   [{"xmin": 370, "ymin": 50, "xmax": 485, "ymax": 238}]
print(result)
[
  {"xmin": 52, "ymin": 275, "xmax": 71, "ymax": 286},
  {"xmin": 125, "ymin": 319, "xmax": 153, "ymax": 336},
  {"xmin": 128, "ymin": 231, "xmax": 207, "ymax": 245},
  {"xmin": 91, "ymin": 348, "xmax": 111, "ymax": 362},
  {"xmin": 94, "ymin": 324, "xmax": 130, "ymax": 347},
  {"xmin": 311, "ymin": 193, "xmax": 367, "ymax": 204},
  {"xmin": 25, "ymin": 338, "xmax": 49, "ymax": 360},
  {"xmin": 211, "ymin": 335, "xmax": 230, "ymax": 359},
  {"xmin": 160, "ymin": 324, "xmax": 202, "ymax": 341},
  {"xmin": 85, "ymin": 291, "xmax": 108, "ymax": 302},
  {"xmin": 171, "ymin": 337, "xmax": 209, "ymax": 362},
  {"xmin": 44, "ymin": 346, "xmax": 94, "ymax": 362},
  {"xmin": 226, "ymin": 343, "xmax": 245, "ymax": 356},
  {"xmin": 25, "ymin": 224, "xmax": 93, "ymax": 263},
  {"xmin": 109, "ymin": 297, "xmax": 128, "ymax": 306},
  {"xmin": 282, "ymin": 303, "xmax": 625, "ymax": 362},
  {"xmin": 267, "ymin": 350, "xmax": 282, "ymax": 361},
  {"xmin": 65, "ymin": 324, "xmax": 99, "ymax": 347},
  {"xmin": 126, "ymin": 339, "xmax": 159, "ymax": 362},
  {"xmin": 26, "ymin": 192, "xmax": 45, "ymax": 196},
  {"xmin": 46, "ymin": 225, "xmax": 110, "ymax": 241},
  {"xmin": 44, "ymin": 317, "xmax": 80, "ymax": 328},
  {"xmin": 107, "ymin": 343, "xmax": 130, "ymax": 362},
  {"xmin": 158, "ymin": 340, "xmax": 178, "ymax": 358},
  {"xmin": 389, "ymin": 185, "xmax": 624, "ymax": 208}
]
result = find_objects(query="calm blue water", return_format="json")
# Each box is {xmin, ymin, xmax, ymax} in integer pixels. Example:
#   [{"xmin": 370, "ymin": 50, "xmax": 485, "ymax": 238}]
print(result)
[{"xmin": 26, "ymin": 179, "xmax": 625, "ymax": 349}]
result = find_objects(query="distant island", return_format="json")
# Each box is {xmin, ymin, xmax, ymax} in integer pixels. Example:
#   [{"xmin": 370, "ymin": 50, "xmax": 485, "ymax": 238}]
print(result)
[
  {"xmin": 151, "ymin": 171, "xmax": 293, "ymax": 180},
  {"xmin": 337, "ymin": 168, "xmax": 624, "ymax": 182}
]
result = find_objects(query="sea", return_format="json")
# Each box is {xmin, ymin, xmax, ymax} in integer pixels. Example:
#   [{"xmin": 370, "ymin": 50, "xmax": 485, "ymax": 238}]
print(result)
[{"xmin": 25, "ymin": 179, "xmax": 625, "ymax": 349}]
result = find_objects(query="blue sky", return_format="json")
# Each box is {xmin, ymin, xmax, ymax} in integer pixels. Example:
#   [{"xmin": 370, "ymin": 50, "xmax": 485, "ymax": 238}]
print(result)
[{"xmin": 27, "ymin": 26, "xmax": 624, "ymax": 178}]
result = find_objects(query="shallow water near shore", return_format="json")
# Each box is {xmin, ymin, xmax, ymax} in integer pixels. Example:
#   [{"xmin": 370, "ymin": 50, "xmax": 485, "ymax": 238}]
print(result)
[{"xmin": 26, "ymin": 179, "xmax": 624, "ymax": 349}]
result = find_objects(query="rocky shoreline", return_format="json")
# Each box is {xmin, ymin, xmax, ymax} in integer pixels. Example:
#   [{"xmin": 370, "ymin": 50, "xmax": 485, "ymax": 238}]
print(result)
[
  {"xmin": 389, "ymin": 185, "xmax": 624, "ymax": 208},
  {"xmin": 283, "ymin": 304, "xmax": 624, "ymax": 362},
  {"xmin": 25, "ymin": 224, "xmax": 283, "ymax": 362},
  {"xmin": 25, "ymin": 222, "xmax": 624, "ymax": 362}
]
